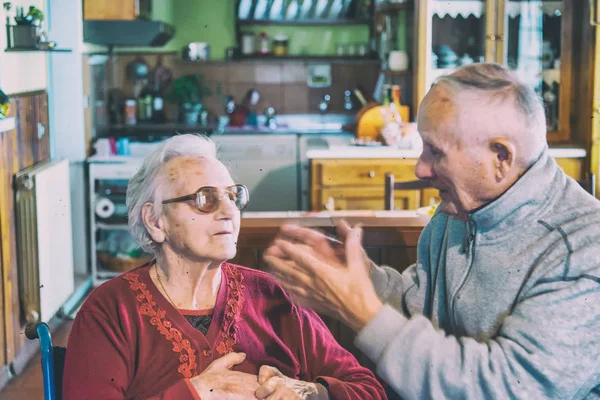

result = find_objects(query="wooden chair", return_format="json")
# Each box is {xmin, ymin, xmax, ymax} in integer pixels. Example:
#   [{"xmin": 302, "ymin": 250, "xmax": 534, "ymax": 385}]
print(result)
[
  {"xmin": 578, "ymin": 172, "xmax": 596, "ymax": 197},
  {"xmin": 384, "ymin": 173, "xmax": 433, "ymax": 211}
]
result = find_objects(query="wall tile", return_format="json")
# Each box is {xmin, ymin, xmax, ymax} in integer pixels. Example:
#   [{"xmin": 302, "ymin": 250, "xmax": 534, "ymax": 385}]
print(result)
[
  {"xmin": 254, "ymin": 84, "xmax": 283, "ymax": 113},
  {"xmin": 282, "ymin": 62, "xmax": 307, "ymax": 84},
  {"xmin": 255, "ymin": 63, "xmax": 283, "ymax": 84},
  {"xmin": 283, "ymin": 84, "xmax": 309, "ymax": 114},
  {"xmin": 227, "ymin": 63, "xmax": 256, "ymax": 83}
]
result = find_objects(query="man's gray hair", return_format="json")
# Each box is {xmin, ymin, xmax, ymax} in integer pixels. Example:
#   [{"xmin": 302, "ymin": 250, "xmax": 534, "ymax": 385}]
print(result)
[
  {"xmin": 433, "ymin": 63, "xmax": 547, "ymax": 166},
  {"xmin": 126, "ymin": 134, "xmax": 218, "ymax": 253}
]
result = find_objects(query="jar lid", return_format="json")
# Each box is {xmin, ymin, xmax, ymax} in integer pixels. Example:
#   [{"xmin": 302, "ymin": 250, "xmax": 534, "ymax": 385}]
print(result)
[{"xmin": 273, "ymin": 34, "xmax": 288, "ymax": 41}]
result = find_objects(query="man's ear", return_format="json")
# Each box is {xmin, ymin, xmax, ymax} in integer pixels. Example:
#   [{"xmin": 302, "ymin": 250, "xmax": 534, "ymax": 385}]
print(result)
[
  {"xmin": 142, "ymin": 202, "xmax": 166, "ymax": 244},
  {"xmin": 490, "ymin": 138, "xmax": 516, "ymax": 181}
]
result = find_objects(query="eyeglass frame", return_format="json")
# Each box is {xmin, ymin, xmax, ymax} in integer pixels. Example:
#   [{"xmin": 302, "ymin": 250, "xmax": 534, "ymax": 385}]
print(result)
[{"xmin": 161, "ymin": 184, "xmax": 250, "ymax": 213}]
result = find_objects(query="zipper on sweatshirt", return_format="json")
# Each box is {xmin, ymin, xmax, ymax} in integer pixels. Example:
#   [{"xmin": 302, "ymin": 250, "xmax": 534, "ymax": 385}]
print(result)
[{"xmin": 449, "ymin": 218, "xmax": 477, "ymax": 332}]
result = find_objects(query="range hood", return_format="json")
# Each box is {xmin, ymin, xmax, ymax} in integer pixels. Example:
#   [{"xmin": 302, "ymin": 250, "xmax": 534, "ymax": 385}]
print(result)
[{"xmin": 83, "ymin": 20, "xmax": 175, "ymax": 47}]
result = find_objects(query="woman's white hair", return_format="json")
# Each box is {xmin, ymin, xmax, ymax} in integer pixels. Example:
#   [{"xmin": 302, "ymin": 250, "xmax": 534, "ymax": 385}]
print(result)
[{"xmin": 126, "ymin": 134, "xmax": 218, "ymax": 253}]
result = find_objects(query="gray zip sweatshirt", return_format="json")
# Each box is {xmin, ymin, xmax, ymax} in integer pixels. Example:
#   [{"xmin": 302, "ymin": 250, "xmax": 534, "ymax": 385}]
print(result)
[{"xmin": 355, "ymin": 147, "xmax": 600, "ymax": 399}]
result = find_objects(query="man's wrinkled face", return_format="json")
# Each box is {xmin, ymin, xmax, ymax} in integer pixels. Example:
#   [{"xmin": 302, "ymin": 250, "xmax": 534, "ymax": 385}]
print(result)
[{"xmin": 415, "ymin": 88, "xmax": 497, "ymax": 221}]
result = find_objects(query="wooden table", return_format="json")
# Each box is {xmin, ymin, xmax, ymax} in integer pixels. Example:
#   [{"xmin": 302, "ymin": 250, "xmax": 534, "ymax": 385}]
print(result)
[
  {"xmin": 231, "ymin": 210, "xmax": 430, "ymax": 376},
  {"xmin": 233, "ymin": 210, "xmax": 430, "ymax": 271}
]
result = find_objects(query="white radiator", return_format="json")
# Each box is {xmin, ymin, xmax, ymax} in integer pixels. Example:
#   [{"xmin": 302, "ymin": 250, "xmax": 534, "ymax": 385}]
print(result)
[{"xmin": 15, "ymin": 159, "xmax": 74, "ymax": 323}]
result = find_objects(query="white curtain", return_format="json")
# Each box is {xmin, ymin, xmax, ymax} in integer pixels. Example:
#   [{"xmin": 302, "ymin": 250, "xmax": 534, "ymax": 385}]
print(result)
[{"xmin": 515, "ymin": 1, "xmax": 544, "ymax": 91}]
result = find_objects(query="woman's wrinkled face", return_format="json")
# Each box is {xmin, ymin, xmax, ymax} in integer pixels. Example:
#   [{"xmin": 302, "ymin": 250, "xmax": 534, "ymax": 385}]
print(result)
[{"xmin": 157, "ymin": 156, "xmax": 241, "ymax": 263}]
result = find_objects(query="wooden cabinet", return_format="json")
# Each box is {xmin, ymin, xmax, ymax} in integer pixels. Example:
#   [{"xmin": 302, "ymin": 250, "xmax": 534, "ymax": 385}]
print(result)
[
  {"xmin": 414, "ymin": 0, "xmax": 589, "ymax": 144},
  {"xmin": 311, "ymin": 156, "xmax": 584, "ymax": 211},
  {"xmin": 0, "ymin": 91, "xmax": 50, "ymax": 380},
  {"xmin": 83, "ymin": 0, "xmax": 152, "ymax": 21},
  {"xmin": 311, "ymin": 158, "xmax": 436, "ymax": 211},
  {"xmin": 555, "ymin": 158, "xmax": 583, "ymax": 181}
]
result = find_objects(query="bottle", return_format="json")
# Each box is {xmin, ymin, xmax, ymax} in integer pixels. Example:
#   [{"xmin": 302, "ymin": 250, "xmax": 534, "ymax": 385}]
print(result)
[
  {"xmin": 382, "ymin": 84, "xmax": 391, "ymax": 106},
  {"xmin": 137, "ymin": 83, "xmax": 154, "ymax": 122},
  {"xmin": 151, "ymin": 82, "xmax": 166, "ymax": 123},
  {"xmin": 391, "ymin": 85, "xmax": 410, "ymax": 123}
]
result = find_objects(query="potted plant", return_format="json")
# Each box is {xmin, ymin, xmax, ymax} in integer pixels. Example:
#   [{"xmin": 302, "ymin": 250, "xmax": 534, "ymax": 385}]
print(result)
[
  {"xmin": 26, "ymin": 5, "xmax": 44, "ymax": 26},
  {"xmin": 166, "ymin": 74, "xmax": 211, "ymax": 125}
]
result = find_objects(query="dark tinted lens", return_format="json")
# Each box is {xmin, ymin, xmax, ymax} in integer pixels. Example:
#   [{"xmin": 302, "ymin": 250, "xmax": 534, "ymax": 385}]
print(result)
[{"xmin": 196, "ymin": 187, "xmax": 220, "ymax": 212}]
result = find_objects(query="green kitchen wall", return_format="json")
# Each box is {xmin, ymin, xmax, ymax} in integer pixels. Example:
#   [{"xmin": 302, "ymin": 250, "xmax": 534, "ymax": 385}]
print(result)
[{"xmin": 88, "ymin": 0, "xmax": 409, "ymax": 59}]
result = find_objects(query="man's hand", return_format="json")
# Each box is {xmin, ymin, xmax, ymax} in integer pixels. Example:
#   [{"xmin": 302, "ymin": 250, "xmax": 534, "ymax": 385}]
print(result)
[
  {"xmin": 263, "ymin": 222, "xmax": 383, "ymax": 332},
  {"xmin": 255, "ymin": 365, "xmax": 328, "ymax": 400},
  {"xmin": 190, "ymin": 352, "xmax": 259, "ymax": 399}
]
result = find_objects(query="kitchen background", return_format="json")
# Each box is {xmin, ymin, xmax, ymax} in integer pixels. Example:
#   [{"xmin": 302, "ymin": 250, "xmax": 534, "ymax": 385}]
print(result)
[{"xmin": 0, "ymin": 0, "xmax": 598, "ymax": 396}]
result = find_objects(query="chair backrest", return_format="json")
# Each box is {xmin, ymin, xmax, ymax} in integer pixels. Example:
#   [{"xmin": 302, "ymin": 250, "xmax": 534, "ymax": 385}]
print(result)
[
  {"xmin": 384, "ymin": 173, "xmax": 433, "ymax": 210},
  {"xmin": 577, "ymin": 172, "xmax": 596, "ymax": 197},
  {"xmin": 53, "ymin": 346, "xmax": 66, "ymax": 400}
]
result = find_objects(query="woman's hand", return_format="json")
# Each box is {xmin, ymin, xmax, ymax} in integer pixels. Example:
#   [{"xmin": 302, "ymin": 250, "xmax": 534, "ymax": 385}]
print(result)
[
  {"xmin": 255, "ymin": 365, "xmax": 328, "ymax": 400},
  {"xmin": 190, "ymin": 352, "xmax": 259, "ymax": 399}
]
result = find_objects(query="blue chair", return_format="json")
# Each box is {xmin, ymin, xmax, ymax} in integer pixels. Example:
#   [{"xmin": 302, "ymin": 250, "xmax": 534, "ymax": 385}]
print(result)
[{"xmin": 24, "ymin": 322, "xmax": 66, "ymax": 400}]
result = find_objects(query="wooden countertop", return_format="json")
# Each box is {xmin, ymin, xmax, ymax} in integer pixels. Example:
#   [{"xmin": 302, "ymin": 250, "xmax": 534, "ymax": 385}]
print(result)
[
  {"xmin": 235, "ymin": 210, "xmax": 429, "ymax": 260},
  {"xmin": 241, "ymin": 210, "xmax": 431, "ymax": 228},
  {"xmin": 241, "ymin": 210, "xmax": 431, "ymax": 230}
]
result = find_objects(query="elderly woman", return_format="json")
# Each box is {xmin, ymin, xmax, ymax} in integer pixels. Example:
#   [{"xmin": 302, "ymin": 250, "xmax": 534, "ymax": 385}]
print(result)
[{"xmin": 63, "ymin": 134, "xmax": 386, "ymax": 400}]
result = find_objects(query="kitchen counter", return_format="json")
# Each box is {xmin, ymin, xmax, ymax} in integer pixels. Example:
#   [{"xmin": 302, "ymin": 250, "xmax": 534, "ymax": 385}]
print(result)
[
  {"xmin": 306, "ymin": 145, "xmax": 587, "ymax": 159},
  {"xmin": 234, "ymin": 210, "xmax": 428, "ymax": 264},
  {"xmin": 241, "ymin": 210, "xmax": 430, "ymax": 229}
]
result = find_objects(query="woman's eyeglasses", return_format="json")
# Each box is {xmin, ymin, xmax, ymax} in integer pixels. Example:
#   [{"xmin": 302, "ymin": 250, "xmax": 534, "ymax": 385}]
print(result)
[{"xmin": 162, "ymin": 184, "xmax": 249, "ymax": 213}]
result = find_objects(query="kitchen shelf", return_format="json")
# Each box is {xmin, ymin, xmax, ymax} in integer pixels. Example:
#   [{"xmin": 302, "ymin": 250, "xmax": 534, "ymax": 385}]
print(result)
[
  {"xmin": 235, "ymin": 54, "xmax": 379, "ymax": 62},
  {"xmin": 237, "ymin": 18, "xmax": 371, "ymax": 26},
  {"xmin": 375, "ymin": 1, "xmax": 414, "ymax": 13},
  {"xmin": 4, "ymin": 47, "xmax": 72, "ymax": 52},
  {"xmin": 100, "ymin": 122, "xmax": 214, "ymax": 138},
  {"xmin": 96, "ymin": 223, "xmax": 130, "ymax": 231},
  {"xmin": 381, "ymin": 68, "xmax": 412, "ymax": 76}
]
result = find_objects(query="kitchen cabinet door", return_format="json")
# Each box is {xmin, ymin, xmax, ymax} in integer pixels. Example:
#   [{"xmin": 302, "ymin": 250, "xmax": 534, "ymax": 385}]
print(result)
[
  {"xmin": 415, "ymin": 0, "xmax": 576, "ymax": 143},
  {"xmin": 416, "ymin": 0, "xmax": 497, "ymax": 104},
  {"xmin": 316, "ymin": 187, "xmax": 420, "ymax": 211},
  {"xmin": 83, "ymin": 0, "xmax": 152, "ymax": 21},
  {"xmin": 499, "ymin": 1, "xmax": 571, "ymax": 142}
]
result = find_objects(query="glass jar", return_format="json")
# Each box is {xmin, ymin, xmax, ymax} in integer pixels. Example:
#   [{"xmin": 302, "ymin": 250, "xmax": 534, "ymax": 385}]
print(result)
[{"xmin": 273, "ymin": 35, "xmax": 289, "ymax": 56}]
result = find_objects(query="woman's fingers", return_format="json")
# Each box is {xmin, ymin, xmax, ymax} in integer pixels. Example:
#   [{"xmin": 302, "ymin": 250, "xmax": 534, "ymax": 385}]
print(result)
[
  {"xmin": 255, "ymin": 376, "xmax": 281, "ymax": 399},
  {"xmin": 258, "ymin": 365, "xmax": 282, "ymax": 385},
  {"xmin": 208, "ymin": 352, "xmax": 246, "ymax": 370}
]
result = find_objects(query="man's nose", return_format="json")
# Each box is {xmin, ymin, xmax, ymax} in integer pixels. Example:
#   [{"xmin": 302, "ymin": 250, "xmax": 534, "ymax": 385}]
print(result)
[{"xmin": 415, "ymin": 156, "xmax": 434, "ymax": 180}]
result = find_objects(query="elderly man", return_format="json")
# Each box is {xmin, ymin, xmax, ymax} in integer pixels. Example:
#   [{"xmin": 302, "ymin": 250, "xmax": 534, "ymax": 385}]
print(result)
[{"xmin": 264, "ymin": 63, "xmax": 600, "ymax": 399}]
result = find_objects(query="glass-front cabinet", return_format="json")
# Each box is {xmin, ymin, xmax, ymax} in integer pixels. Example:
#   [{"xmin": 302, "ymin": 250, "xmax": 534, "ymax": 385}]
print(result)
[{"xmin": 416, "ymin": 0, "xmax": 571, "ymax": 142}]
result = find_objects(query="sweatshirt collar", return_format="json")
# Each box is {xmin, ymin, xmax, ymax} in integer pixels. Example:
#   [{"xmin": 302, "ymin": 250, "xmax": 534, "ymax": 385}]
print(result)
[{"xmin": 468, "ymin": 146, "xmax": 560, "ymax": 234}]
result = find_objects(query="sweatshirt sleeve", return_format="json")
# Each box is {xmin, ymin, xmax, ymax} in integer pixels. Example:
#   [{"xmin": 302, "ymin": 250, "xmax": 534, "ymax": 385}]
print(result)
[
  {"xmin": 63, "ymin": 311, "xmax": 199, "ymax": 400},
  {"xmin": 292, "ymin": 305, "xmax": 388, "ymax": 400},
  {"xmin": 355, "ymin": 258, "xmax": 600, "ymax": 399}
]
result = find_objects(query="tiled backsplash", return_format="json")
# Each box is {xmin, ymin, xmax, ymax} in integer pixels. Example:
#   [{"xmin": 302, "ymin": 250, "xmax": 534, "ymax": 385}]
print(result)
[{"xmin": 105, "ymin": 52, "xmax": 412, "ymax": 118}]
